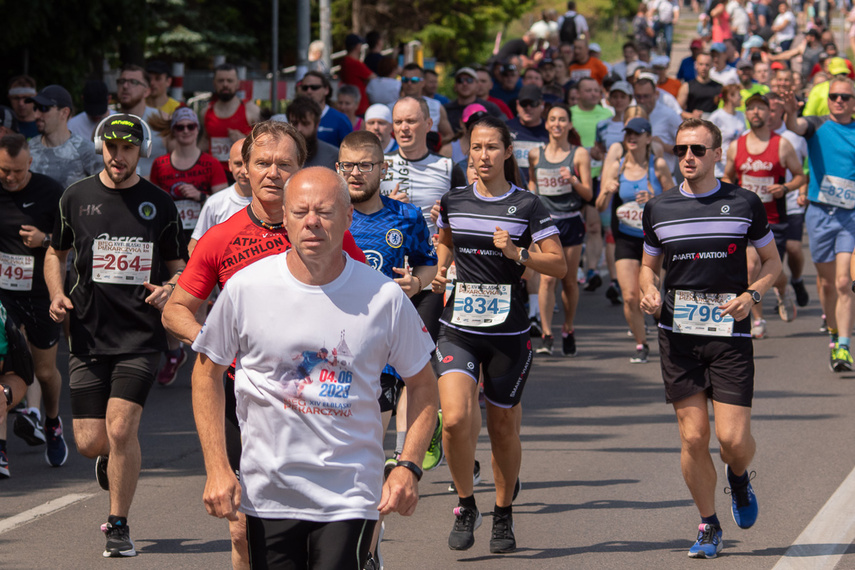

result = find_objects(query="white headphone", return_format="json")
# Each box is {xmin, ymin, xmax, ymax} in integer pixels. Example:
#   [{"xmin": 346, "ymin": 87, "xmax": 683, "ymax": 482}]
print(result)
[{"xmin": 94, "ymin": 113, "xmax": 153, "ymax": 158}]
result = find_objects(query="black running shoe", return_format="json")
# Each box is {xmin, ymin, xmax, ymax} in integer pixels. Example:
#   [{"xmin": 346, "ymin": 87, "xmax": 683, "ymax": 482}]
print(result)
[
  {"xmin": 96, "ymin": 455, "xmax": 110, "ymax": 491},
  {"xmin": 605, "ymin": 282, "xmax": 622, "ymax": 305},
  {"xmin": 584, "ymin": 271, "xmax": 602, "ymax": 291},
  {"xmin": 791, "ymin": 278, "xmax": 810, "ymax": 307},
  {"xmin": 562, "ymin": 331, "xmax": 577, "ymax": 356},
  {"xmin": 448, "ymin": 460, "xmax": 481, "ymax": 492},
  {"xmin": 448, "ymin": 506, "xmax": 481, "ymax": 550},
  {"xmin": 102, "ymin": 520, "xmax": 136, "ymax": 557},
  {"xmin": 13, "ymin": 410, "xmax": 46, "ymax": 446},
  {"xmin": 489, "ymin": 511, "xmax": 516, "ymax": 553},
  {"xmin": 528, "ymin": 316, "xmax": 543, "ymax": 338}
]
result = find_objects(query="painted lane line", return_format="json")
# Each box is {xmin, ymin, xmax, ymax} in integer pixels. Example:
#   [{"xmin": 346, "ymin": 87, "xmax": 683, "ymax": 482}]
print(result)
[
  {"xmin": 0, "ymin": 493, "xmax": 94, "ymax": 535},
  {"xmin": 772, "ymin": 465, "xmax": 855, "ymax": 570}
]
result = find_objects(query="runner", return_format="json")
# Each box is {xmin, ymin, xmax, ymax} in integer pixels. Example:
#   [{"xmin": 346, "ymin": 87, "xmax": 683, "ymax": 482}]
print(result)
[
  {"xmin": 0, "ymin": 134, "xmax": 67, "ymax": 473},
  {"xmin": 44, "ymin": 114, "xmax": 187, "ymax": 558},
  {"xmin": 678, "ymin": 53, "xmax": 723, "ymax": 120},
  {"xmin": 190, "ymin": 166, "xmax": 437, "ymax": 570},
  {"xmin": 784, "ymin": 77, "xmax": 855, "ymax": 371},
  {"xmin": 203, "ymin": 63, "xmax": 260, "ymax": 178},
  {"xmin": 597, "ymin": 117, "xmax": 673, "ymax": 363},
  {"xmin": 162, "ymin": 121, "xmax": 366, "ymax": 569},
  {"xmin": 529, "ymin": 103, "xmax": 593, "ymax": 356},
  {"xmin": 150, "ymin": 107, "xmax": 227, "ymax": 385},
  {"xmin": 188, "ymin": 138, "xmax": 252, "ymax": 255},
  {"xmin": 432, "ymin": 115, "xmax": 567, "ymax": 554},
  {"xmin": 0, "ymin": 298, "xmax": 35, "ymax": 477},
  {"xmin": 640, "ymin": 118, "xmax": 781, "ymax": 558},
  {"xmin": 338, "ymin": 131, "xmax": 439, "ymax": 568},
  {"xmin": 723, "ymin": 93, "xmax": 805, "ymax": 339}
]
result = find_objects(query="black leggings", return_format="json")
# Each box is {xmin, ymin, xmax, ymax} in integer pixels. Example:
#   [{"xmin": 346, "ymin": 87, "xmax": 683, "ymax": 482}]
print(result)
[{"xmin": 246, "ymin": 516, "xmax": 376, "ymax": 570}]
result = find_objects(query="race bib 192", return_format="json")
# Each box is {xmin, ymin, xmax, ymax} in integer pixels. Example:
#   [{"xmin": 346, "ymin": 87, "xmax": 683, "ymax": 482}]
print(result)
[
  {"xmin": 0, "ymin": 251, "xmax": 34, "ymax": 291},
  {"xmin": 92, "ymin": 239, "xmax": 153, "ymax": 285},
  {"xmin": 672, "ymin": 290, "xmax": 736, "ymax": 337},
  {"xmin": 817, "ymin": 174, "xmax": 855, "ymax": 209},
  {"xmin": 451, "ymin": 282, "xmax": 511, "ymax": 327}
]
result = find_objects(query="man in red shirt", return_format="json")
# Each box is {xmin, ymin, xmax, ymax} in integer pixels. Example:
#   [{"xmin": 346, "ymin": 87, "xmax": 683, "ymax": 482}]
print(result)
[
  {"xmin": 340, "ymin": 34, "xmax": 376, "ymax": 116},
  {"xmin": 203, "ymin": 64, "xmax": 260, "ymax": 179},
  {"xmin": 162, "ymin": 121, "xmax": 364, "ymax": 570}
]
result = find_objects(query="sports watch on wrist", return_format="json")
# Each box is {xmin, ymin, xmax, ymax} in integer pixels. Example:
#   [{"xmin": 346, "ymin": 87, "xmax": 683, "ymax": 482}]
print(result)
[
  {"xmin": 518, "ymin": 248, "xmax": 530, "ymax": 264},
  {"xmin": 42, "ymin": 234, "xmax": 51, "ymax": 248},
  {"xmin": 394, "ymin": 460, "xmax": 423, "ymax": 481},
  {"xmin": 746, "ymin": 289, "xmax": 762, "ymax": 304},
  {"xmin": 2, "ymin": 384, "xmax": 12, "ymax": 407}
]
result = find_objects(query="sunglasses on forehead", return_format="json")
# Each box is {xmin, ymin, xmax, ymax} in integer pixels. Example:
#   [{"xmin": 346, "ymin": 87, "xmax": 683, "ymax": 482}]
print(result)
[{"xmin": 673, "ymin": 144, "xmax": 715, "ymax": 158}]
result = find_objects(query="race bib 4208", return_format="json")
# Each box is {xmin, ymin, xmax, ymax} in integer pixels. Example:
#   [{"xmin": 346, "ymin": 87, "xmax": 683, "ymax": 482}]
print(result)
[{"xmin": 92, "ymin": 239, "xmax": 153, "ymax": 285}]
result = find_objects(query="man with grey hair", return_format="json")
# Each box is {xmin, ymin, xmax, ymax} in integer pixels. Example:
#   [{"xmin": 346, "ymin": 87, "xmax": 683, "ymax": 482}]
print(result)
[{"xmin": 191, "ymin": 165, "xmax": 438, "ymax": 569}]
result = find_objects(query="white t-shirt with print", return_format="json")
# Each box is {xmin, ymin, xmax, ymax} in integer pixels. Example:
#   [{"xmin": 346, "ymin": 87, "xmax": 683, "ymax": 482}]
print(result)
[{"xmin": 193, "ymin": 252, "xmax": 435, "ymax": 521}]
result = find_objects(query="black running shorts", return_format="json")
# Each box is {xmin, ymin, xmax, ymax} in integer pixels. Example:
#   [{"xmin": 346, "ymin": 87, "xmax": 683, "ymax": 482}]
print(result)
[
  {"xmin": 435, "ymin": 325, "xmax": 533, "ymax": 408},
  {"xmin": 614, "ymin": 233, "xmax": 645, "ymax": 262},
  {"xmin": 554, "ymin": 215, "xmax": 586, "ymax": 247},
  {"xmin": 68, "ymin": 353, "xmax": 160, "ymax": 418},
  {"xmin": 378, "ymin": 372, "xmax": 403, "ymax": 414},
  {"xmin": 246, "ymin": 516, "xmax": 376, "ymax": 570},
  {"xmin": 225, "ymin": 366, "xmax": 241, "ymax": 476},
  {"xmin": 0, "ymin": 292, "xmax": 61, "ymax": 350},
  {"xmin": 658, "ymin": 327, "xmax": 754, "ymax": 407}
]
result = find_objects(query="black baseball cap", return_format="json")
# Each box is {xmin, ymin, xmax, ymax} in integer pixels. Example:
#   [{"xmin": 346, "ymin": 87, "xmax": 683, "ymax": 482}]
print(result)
[
  {"xmin": 145, "ymin": 60, "xmax": 172, "ymax": 77},
  {"xmin": 82, "ymin": 80, "xmax": 109, "ymax": 116},
  {"xmin": 518, "ymin": 85, "xmax": 543, "ymax": 104},
  {"xmin": 27, "ymin": 85, "xmax": 73, "ymax": 109},
  {"xmin": 101, "ymin": 114, "xmax": 144, "ymax": 146}
]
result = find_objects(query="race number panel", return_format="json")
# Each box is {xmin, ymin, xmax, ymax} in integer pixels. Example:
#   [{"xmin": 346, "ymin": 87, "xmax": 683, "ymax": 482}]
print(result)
[
  {"xmin": 672, "ymin": 290, "xmax": 736, "ymax": 337},
  {"xmin": 176, "ymin": 199, "xmax": 202, "ymax": 230},
  {"xmin": 92, "ymin": 239, "xmax": 153, "ymax": 285},
  {"xmin": 536, "ymin": 168, "xmax": 573, "ymax": 197},
  {"xmin": 616, "ymin": 201, "xmax": 645, "ymax": 230},
  {"xmin": 210, "ymin": 137, "xmax": 232, "ymax": 162},
  {"xmin": 742, "ymin": 174, "xmax": 774, "ymax": 203},
  {"xmin": 451, "ymin": 282, "xmax": 511, "ymax": 327},
  {"xmin": 0, "ymin": 252, "xmax": 34, "ymax": 291},
  {"xmin": 817, "ymin": 175, "xmax": 855, "ymax": 209}
]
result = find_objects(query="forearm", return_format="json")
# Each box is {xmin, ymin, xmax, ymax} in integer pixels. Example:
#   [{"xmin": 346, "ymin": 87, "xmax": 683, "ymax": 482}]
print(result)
[
  {"xmin": 639, "ymin": 264, "xmax": 660, "ymax": 297},
  {"xmin": 399, "ymin": 366, "xmax": 439, "ymax": 465},
  {"xmin": 191, "ymin": 356, "xmax": 232, "ymax": 476},
  {"xmin": 412, "ymin": 265, "xmax": 438, "ymax": 292},
  {"xmin": 162, "ymin": 288, "xmax": 205, "ymax": 344},
  {"xmin": 522, "ymin": 236, "xmax": 567, "ymax": 278},
  {"xmin": 44, "ymin": 247, "xmax": 68, "ymax": 300}
]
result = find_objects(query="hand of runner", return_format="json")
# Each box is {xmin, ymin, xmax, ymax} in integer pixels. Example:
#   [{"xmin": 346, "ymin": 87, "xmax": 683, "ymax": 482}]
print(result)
[
  {"xmin": 604, "ymin": 179, "xmax": 619, "ymax": 195},
  {"xmin": 393, "ymin": 266, "xmax": 420, "ymax": 297},
  {"xmin": 177, "ymin": 183, "xmax": 203, "ymax": 201},
  {"xmin": 559, "ymin": 166, "xmax": 573, "ymax": 185},
  {"xmin": 203, "ymin": 468, "xmax": 242, "ymax": 521},
  {"xmin": 18, "ymin": 225, "xmax": 45, "ymax": 248},
  {"xmin": 640, "ymin": 288, "xmax": 662, "ymax": 314},
  {"xmin": 493, "ymin": 226, "xmax": 518, "ymax": 260},
  {"xmin": 49, "ymin": 295, "xmax": 74, "ymax": 323},
  {"xmin": 389, "ymin": 183, "xmax": 409, "ymax": 203},
  {"xmin": 431, "ymin": 266, "xmax": 450, "ymax": 294},
  {"xmin": 797, "ymin": 194, "xmax": 807, "ymax": 207},
  {"xmin": 768, "ymin": 184, "xmax": 786, "ymax": 199},
  {"xmin": 719, "ymin": 293, "xmax": 753, "ymax": 321},
  {"xmin": 635, "ymin": 190, "xmax": 653, "ymax": 205},
  {"xmin": 378, "ymin": 464, "xmax": 419, "ymax": 516},
  {"xmin": 143, "ymin": 281, "xmax": 171, "ymax": 311},
  {"xmin": 430, "ymin": 200, "xmax": 441, "ymax": 225},
  {"xmin": 782, "ymin": 90, "xmax": 799, "ymax": 117}
]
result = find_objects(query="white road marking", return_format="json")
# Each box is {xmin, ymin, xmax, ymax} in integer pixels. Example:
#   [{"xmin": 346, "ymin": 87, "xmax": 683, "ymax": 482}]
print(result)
[
  {"xmin": 773, "ymin": 465, "xmax": 855, "ymax": 569},
  {"xmin": 0, "ymin": 493, "xmax": 94, "ymax": 535}
]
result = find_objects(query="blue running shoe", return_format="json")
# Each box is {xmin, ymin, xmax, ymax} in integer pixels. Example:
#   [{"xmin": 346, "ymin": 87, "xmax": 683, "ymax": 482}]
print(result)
[
  {"xmin": 45, "ymin": 417, "xmax": 69, "ymax": 467},
  {"xmin": 725, "ymin": 466, "xmax": 758, "ymax": 529},
  {"xmin": 688, "ymin": 524, "xmax": 722, "ymax": 558}
]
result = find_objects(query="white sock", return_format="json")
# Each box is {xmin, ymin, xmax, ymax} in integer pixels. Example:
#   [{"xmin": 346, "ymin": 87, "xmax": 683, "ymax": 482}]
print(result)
[
  {"xmin": 28, "ymin": 407, "xmax": 42, "ymax": 421},
  {"xmin": 528, "ymin": 294, "xmax": 539, "ymax": 318}
]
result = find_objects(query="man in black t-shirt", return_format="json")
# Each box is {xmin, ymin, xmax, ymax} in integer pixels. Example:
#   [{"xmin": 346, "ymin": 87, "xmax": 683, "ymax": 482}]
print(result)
[
  {"xmin": 44, "ymin": 114, "xmax": 187, "ymax": 559},
  {"xmin": 0, "ymin": 134, "xmax": 67, "ymax": 474},
  {"xmin": 640, "ymin": 118, "xmax": 781, "ymax": 559}
]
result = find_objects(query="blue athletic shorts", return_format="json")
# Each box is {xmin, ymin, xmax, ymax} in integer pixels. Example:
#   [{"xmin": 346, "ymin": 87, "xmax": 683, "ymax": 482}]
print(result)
[{"xmin": 805, "ymin": 203, "xmax": 855, "ymax": 264}]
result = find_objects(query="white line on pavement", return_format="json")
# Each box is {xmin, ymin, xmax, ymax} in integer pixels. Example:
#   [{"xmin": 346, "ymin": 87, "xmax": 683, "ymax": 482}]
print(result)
[
  {"xmin": 0, "ymin": 493, "xmax": 94, "ymax": 535},
  {"xmin": 772, "ymin": 465, "xmax": 855, "ymax": 570}
]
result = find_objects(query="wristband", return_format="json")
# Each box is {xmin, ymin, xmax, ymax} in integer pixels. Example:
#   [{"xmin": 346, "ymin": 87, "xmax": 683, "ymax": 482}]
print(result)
[
  {"xmin": 413, "ymin": 274, "xmax": 422, "ymax": 291},
  {"xmin": 165, "ymin": 282, "xmax": 176, "ymax": 292},
  {"xmin": 394, "ymin": 460, "xmax": 423, "ymax": 481}
]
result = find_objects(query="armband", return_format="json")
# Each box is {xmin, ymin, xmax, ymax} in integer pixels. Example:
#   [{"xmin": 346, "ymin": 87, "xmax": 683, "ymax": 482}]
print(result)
[{"xmin": 394, "ymin": 460, "xmax": 423, "ymax": 481}]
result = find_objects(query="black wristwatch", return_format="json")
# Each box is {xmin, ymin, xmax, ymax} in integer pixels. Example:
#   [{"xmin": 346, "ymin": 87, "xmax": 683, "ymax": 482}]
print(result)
[
  {"xmin": 2, "ymin": 384, "xmax": 12, "ymax": 407},
  {"xmin": 746, "ymin": 289, "xmax": 762, "ymax": 304},
  {"xmin": 42, "ymin": 234, "xmax": 51, "ymax": 249},
  {"xmin": 394, "ymin": 460, "xmax": 423, "ymax": 481}
]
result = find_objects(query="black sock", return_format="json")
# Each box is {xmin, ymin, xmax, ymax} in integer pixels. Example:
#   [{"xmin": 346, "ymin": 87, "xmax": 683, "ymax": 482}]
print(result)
[
  {"xmin": 0, "ymin": 438, "xmax": 6, "ymax": 452},
  {"xmin": 108, "ymin": 515, "xmax": 128, "ymax": 527},
  {"xmin": 701, "ymin": 513, "xmax": 721, "ymax": 530},
  {"xmin": 494, "ymin": 504, "xmax": 512, "ymax": 516},
  {"xmin": 44, "ymin": 415, "xmax": 60, "ymax": 429},
  {"xmin": 727, "ymin": 468, "xmax": 749, "ymax": 487},
  {"xmin": 458, "ymin": 494, "xmax": 477, "ymax": 510}
]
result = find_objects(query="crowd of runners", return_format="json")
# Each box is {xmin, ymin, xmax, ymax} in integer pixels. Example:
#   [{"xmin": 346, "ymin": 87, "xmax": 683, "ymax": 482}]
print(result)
[{"xmin": 1, "ymin": 0, "xmax": 855, "ymax": 566}]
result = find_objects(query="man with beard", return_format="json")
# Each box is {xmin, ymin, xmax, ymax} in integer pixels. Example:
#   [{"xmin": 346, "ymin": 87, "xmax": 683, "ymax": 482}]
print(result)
[
  {"xmin": 203, "ymin": 63, "xmax": 260, "ymax": 179},
  {"xmin": 115, "ymin": 65, "xmax": 168, "ymax": 177},
  {"xmin": 723, "ymin": 93, "xmax": 805, "ymax": 338},
  {"xmin": 286, "ymin": 97, "xmax": 338, "ymax": 170},
  {"xmin": 27, "ymin": 85, "xmax": 101, "ymax": 189},
  {"xmin": 44, "ymin": 114, "xmax": 187, "ymax": 558}
]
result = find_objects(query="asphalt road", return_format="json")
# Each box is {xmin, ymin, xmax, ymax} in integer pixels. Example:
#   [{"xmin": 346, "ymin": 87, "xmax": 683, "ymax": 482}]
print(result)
[{"xmin": 2, "ymin": 253, "xmax": 855, "ymax": 569}]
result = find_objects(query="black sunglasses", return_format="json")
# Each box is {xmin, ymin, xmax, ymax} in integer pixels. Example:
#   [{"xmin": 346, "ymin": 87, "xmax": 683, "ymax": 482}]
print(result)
[
  {"xmin": 456, "ymin": 76, "xmax": 475, "ymax": 84},
  {"xmin": 34, "ymin": 103, "xmax": 56, "ymax": 113},
  {"xmin": 300, "ymin": 84, "xmax": 324, "ymax": 91},
  {"xmin": 519, "ymin": 99, "xmax": 542, "ymax": 109},
  {"xmin": 829, "ymin": 92, "xmax": 854, "ymax": 102},
  {"xmin": 401, "ymin": 77, "xmax": 423, "ymax": 84},
  {"xmin": 673, "ymin": 144, "xmax": 715, "ymax": 158},
  {"xmin": 173, "ymin": 123, "xmax": 198, "ymax": 132}
]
